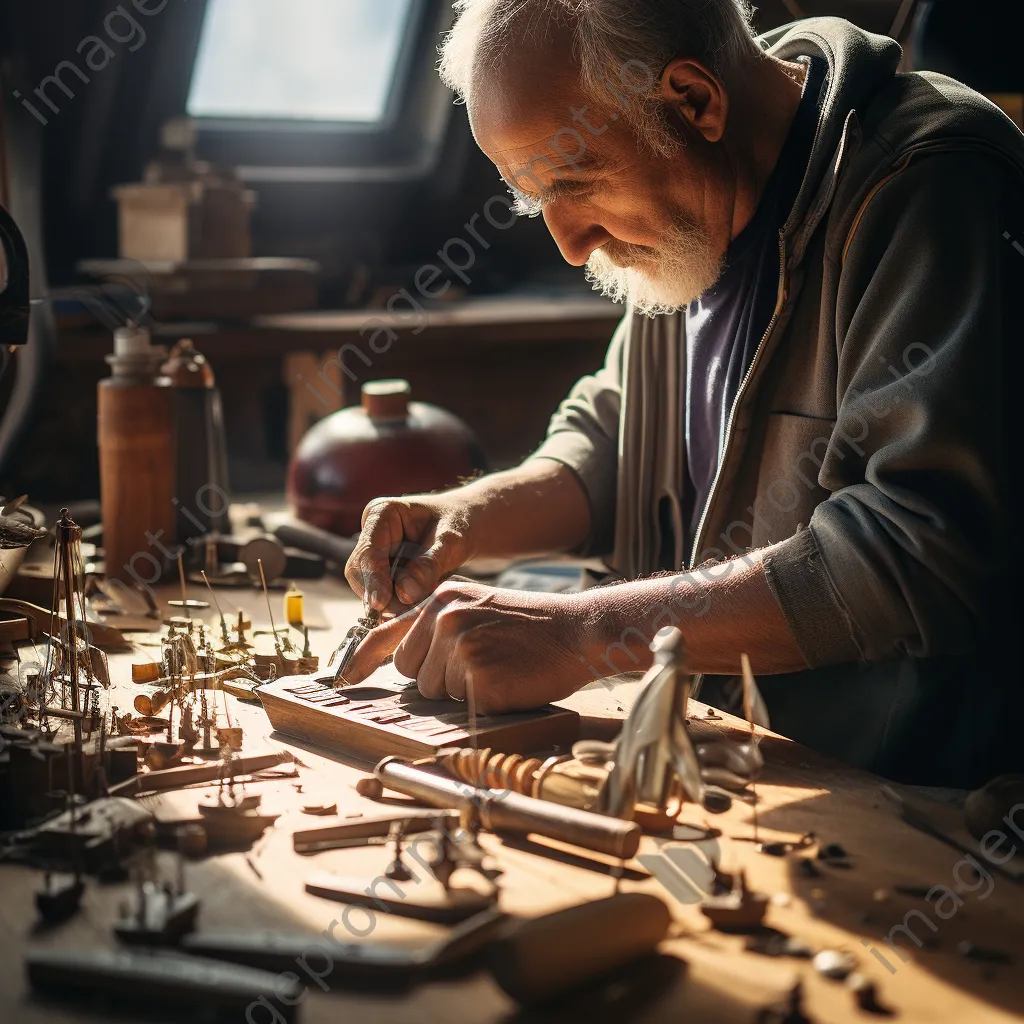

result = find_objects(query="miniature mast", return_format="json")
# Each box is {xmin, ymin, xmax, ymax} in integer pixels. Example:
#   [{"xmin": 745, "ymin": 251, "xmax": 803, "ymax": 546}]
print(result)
[
  {"xmin": 201, "ymin": 570, "xmax": 230, "ymax": 643},
  {"xmin": 257, "ymin": 558, "xmax": 282, "ymax": 657},
  {"xmin": 177, "ymin": 552, "xmax": 189, "ymax": 615},
  {"xmin": 56, "ymin": 509, "xmax": 84, "ymax": 768}
]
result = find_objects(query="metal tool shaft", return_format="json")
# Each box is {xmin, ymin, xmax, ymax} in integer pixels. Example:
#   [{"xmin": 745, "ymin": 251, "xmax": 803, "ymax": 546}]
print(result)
[{"xmin": 329, "ymin": 611, "xmax": 380, "ymax": 683}]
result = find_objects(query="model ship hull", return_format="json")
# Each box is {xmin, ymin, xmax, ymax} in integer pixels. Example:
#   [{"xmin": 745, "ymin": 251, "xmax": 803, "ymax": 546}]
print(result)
[{"xmin": 257, "ymin": 675, "xmax": 579, "ymax": 762}]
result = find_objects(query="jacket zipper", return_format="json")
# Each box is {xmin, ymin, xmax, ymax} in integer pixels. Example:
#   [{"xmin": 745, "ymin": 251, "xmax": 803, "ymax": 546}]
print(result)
[
  {"xmin": 684, "ymin": 63, "xmax": 835, "ymax": 571},
  {"xmin": 684, "ymin": 142, "xmax": 958, "ymax": 571},
  {"xmin": 687, "ymin": 139, "xmax": 967, "ymax": 568},
  {"xmin": 686, "ymin": 234, "xmax": 786, "ymax": 704},
  {"xmin": 687, "ymin": 230, "xmax": 788, "ymax": 570}
]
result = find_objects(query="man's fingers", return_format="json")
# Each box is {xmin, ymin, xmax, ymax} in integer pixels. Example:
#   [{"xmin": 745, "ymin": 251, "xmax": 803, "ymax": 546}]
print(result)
[
  {"xmin": 393, "ymin": 530, "xmax": 463, "ymax": 605},
  {"xmin": 409, "ymin": 629, "xmax": 455, "ymax": 701},
  {"xmin": 344, "ymin": 503, "xmax": 403, "ymax": 610},
  {"xmin": 392, "ymin": 587, "xmax": 451, "ymax": 682},
  {"xmin": 340, "ymin": 611, "xmax": 416, "ymax": 685},
  {"xmin": 442, "ymin": 655, "xmax": 467, "ymax": 703}
]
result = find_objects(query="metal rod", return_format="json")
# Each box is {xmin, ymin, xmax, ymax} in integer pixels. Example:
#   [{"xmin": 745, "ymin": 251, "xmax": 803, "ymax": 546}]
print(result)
[
  {"xmin": 56, "ymin": 510, "xmax": 83, "ymax": 763},
  {"xmin": 257, "ymin": 559, "xmax": 281, "ymax": 654},
  {"xmin": 200, "ymin": 570, "xmax": 229, "ymax": 639},
  {"xmin": 201, "ymin": 570, "xmax": 225, "ymax": 618},
  {"xmin": 177, "ymin": 553, "xmax": 188, "ymax": 611},
  {"xmin": 40, "ymin": 707, "xmax": 87, "ymax": 721}
]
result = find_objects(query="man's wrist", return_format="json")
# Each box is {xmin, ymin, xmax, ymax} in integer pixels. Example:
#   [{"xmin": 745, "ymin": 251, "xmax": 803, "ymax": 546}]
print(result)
[{"xmin": 569, "ymin": 584, "xmax": 657, "ymax": 677}]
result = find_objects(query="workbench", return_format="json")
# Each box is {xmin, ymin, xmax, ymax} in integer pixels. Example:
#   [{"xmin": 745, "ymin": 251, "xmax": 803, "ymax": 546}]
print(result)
[{"xmin": 3, "ymin": 578, "xmax": 1023, "ymax": 1023}]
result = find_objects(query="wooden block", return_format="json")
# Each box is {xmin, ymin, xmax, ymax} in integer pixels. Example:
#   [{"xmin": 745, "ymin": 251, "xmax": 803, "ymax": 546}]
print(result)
[{"xmin": 258, "ymin": 675, "xmax": 579, "ymax": 762}]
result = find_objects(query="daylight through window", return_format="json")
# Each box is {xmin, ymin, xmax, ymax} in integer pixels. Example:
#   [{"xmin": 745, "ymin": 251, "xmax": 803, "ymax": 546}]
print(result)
[{"xmin": 187, "ymin": 0, "xmax": 415, "ymax": 123}]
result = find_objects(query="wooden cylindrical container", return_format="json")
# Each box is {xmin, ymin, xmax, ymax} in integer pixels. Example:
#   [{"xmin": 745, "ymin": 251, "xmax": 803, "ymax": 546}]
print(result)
[{"xmin": 98, "ymin": 326, "xmax": 176, "ymax": 585}]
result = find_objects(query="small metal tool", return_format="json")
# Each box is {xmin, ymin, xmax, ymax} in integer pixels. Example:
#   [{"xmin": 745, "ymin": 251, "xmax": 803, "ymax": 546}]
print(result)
[{"xmin": 327, "ymin": 610, "xmax": 381, "ymax": 684}]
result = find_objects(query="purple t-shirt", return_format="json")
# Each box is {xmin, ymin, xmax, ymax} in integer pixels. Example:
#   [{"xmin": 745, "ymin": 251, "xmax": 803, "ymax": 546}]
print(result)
[{"xmin": 684, "ymin": 56, "xmax": 827, "ymax": 548}]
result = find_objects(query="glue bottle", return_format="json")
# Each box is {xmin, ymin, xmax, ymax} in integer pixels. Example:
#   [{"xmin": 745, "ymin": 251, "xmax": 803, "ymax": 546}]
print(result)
[{"xmin": 284, "ymin": 582, "xmax": 304, "ymax": 626}]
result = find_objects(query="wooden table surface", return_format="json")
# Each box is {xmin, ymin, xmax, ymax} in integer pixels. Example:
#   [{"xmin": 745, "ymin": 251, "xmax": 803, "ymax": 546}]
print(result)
[{"xmin": 4, "ymin": 578, "xmax": 1023, "ymax": 1024}]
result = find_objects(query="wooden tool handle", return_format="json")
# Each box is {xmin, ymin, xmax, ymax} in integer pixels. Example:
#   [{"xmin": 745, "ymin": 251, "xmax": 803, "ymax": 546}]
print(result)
[
  {"xmin": 375, "ymin": 758, "xmax": 641, "ymax": 859},
  {"xmin": 26, "ymin": 948, "xmax": 300, "ymax": 1021},
  {"xmin": 489, "ymin": 893, "xmax": 671, "ymax": 1004},
  {"xmin": 273, "ymin": 519, "xmax": 357, "ymax": 567}
]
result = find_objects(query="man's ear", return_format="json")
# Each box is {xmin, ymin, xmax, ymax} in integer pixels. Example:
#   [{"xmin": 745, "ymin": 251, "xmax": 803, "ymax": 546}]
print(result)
[{"xmin": 658, "ymin": 58, "xmax": 727, "ymax": 143}]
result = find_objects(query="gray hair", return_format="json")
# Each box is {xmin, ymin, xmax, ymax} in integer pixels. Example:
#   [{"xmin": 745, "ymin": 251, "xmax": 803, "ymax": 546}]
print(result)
[{"xmin": 439, "ymin": 0, "xmax": 762, "ymax": 150}]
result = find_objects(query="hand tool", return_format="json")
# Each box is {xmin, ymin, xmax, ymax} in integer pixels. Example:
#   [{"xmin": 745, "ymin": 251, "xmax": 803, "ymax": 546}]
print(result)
[
  {"xmin": 375, "ymin": 757, "xmax": 642, "ymax": 860},
  {"xmin": 881, "ymin": 784, "xmax": 1023, "ymax": 883},
  {"xmin": 25, "ymin": 949, "xmax": 301, "ymax": 1022},
  {"xmin": 326, "ymin": 609, "xmax": 380, "ymax": 684},
  {"xmin": 292, "ymin": 809, "xmax": 458, "ymax": 854},
  {"xmin": 181, "ymin": 906, "xmax": 508, "ymax": 991}
]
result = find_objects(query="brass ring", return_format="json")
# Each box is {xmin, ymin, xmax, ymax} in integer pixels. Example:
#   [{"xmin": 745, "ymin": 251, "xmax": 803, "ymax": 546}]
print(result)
[{"xmin": 531, "ymin": 754, "xmax": 570, "ymax": 799}]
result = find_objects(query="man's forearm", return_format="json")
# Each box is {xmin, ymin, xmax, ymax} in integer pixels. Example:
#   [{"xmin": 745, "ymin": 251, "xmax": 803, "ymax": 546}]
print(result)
[
  {"xmin": 458, "ymin": 458, "xmax": 592, "ymax": 560},
  {"xmin": 576, "ymin": 547, "xmax": 808, "ymax": 677}
]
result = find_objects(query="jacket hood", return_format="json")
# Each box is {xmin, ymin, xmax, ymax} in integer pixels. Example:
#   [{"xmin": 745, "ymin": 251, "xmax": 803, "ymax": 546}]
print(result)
[{"xmin": 761, "ymin": 17, "xmax": 1024, "ymax": 253}]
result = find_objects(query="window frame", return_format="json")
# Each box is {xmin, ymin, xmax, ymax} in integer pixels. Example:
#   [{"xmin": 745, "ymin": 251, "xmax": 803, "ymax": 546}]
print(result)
[{"xmin": 187, "ymin": 0, "xmax": 453, "ymax": 182}]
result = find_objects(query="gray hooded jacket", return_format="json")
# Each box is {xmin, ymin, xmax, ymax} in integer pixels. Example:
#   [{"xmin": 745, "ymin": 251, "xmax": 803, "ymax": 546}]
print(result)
[{"xmin": 529, "ymin": 18, "xmax": 1024, "ymax": 784}]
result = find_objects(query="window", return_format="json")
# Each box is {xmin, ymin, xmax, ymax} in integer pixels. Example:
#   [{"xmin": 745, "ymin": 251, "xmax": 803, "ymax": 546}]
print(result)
[{"xmin": 187, "ymin": 0, "xmax": 416, "ymax": 124}]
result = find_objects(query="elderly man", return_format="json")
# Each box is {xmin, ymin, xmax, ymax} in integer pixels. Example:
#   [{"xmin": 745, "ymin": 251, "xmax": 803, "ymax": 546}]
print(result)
[{"xmin": 344, "ymin": 2, "xmax": 1024, "ymax": 785}]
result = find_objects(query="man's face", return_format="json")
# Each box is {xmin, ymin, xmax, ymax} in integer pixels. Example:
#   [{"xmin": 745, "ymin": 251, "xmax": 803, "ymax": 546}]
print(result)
[{"xmin": 469, "ymin": 61, "xmax": 733, "ymax": 314}]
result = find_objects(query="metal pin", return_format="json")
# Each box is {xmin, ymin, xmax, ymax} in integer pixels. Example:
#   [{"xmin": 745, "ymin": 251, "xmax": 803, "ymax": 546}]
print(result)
[
  {"xmin": 257, "ymin": 559, "xmax": 282, "ymax": 655},
  {"xmin": 200, "ymin": 570, "xmax": 229, "ymax": 642}
]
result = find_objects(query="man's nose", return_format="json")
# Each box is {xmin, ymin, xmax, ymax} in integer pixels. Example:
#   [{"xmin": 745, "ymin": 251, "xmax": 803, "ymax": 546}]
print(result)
[{"xmin": 543, "ymin": 204, "xmax": 611, "ymax": 267}]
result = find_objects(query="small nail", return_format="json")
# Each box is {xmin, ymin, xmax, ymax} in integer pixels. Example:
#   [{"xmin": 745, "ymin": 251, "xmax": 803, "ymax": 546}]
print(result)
[{"xmin": 397, "ymin": 581, "xmax": 421, "ymax": 604}]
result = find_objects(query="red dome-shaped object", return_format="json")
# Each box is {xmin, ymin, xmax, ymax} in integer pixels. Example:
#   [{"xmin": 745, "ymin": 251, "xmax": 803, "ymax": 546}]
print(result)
[{"xmin": 287, "ymin": 380, "xmax": 488, "ymax": 536}]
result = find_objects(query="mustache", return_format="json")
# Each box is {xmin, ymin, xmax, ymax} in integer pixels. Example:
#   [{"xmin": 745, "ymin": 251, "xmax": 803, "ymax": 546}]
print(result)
[{"xmin": 596, "ymin": 240, "xmax": 661, "ymax": 269}]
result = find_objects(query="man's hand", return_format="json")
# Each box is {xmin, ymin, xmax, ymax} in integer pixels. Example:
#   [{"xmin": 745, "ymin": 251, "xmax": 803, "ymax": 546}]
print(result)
[
  {"xmin": 344, "ymin": 462, "xmax": 592, "ymax": 615},
  {"xmin": 344, "ymin": 495, "xmax": 477, "ymax": 614},
  {"xmin": 341, "ymin": 580, "xmax": 596, "ymax": 713},
  {"xmin": 341, "ymin": 546, "xmax": 808, "ymax": 710}
]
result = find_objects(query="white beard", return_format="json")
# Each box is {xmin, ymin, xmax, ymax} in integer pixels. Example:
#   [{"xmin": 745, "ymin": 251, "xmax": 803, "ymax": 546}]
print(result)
[{"xmin": 585, "ymin": 220, "xmax": 722, "ymax": 317}]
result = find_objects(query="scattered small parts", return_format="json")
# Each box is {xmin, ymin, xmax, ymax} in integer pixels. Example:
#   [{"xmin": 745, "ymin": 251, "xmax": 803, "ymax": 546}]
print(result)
[
  {"xmin": 756, "ymin": 980, "xmax": 813, "ymax": 1024},
  {"xmin": 700, "ymin": 869, "xmax": 769, "ymax": 932},
  {"xmin": 747, "ymin": 930, "xmax": 815, "ymax": 959},
  {"xmin": 847, "ymin": 972, "xmax": 894, "ymax": 1016},
  {"xmin": 957, "ymin": 940, "xmax": 1012, "ymax": 965},
  {"xmin": 812, "ymin": 949, "xmax": 857, "ymax": 981}
]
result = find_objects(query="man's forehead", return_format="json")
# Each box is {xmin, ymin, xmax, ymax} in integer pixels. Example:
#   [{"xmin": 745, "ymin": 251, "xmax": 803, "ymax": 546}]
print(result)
[{"xmin": 469, "ymin": 77, "xmax": 604, "ymax": 187}]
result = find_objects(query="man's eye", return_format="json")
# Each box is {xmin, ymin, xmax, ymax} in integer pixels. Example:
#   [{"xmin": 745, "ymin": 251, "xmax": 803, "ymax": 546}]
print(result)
[
  {"xmin": 553, "ymin": 180, "xmax": 594, "ymax": 199},
  {"xmin": 508, "ymin": 186, "xmax": 543, "ymax": 218}
]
